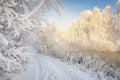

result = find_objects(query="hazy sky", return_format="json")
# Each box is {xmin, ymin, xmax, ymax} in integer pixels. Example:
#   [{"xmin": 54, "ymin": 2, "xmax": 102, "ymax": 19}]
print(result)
[{"xmin": 47, "ymin": 0, "xmax": 117, "ymax": 30}]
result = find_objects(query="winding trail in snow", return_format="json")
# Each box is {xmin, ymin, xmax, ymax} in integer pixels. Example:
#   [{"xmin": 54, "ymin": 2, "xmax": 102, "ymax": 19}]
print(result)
[
  {"xmin": 34, "ymin": 54, "xmax": 94, "ymax": 80},
  {"xmin": 10, "ymin": 48, "xmax": 94, "ymax": 80}
]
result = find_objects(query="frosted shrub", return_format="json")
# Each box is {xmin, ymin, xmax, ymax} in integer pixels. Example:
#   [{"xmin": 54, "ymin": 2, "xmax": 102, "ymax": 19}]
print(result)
[{"xmin": 63, "ymin": 53, "xmax": 120, "ymax": 80}]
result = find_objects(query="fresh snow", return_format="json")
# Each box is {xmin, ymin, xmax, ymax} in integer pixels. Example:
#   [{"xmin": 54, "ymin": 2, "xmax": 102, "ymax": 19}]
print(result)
[{"xmin": 7, "ymin": 48, "xmax": 95, "ymax": 80}]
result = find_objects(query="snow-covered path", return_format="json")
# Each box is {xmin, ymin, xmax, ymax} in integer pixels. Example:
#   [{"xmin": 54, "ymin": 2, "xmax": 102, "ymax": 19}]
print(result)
[
  {"xmin": 10, "ymin": 52, "xmax": 95, "ymax": 80},
  {"xmin": 34, "ymin": 54, "xmax": 94, "ymax": 80}
]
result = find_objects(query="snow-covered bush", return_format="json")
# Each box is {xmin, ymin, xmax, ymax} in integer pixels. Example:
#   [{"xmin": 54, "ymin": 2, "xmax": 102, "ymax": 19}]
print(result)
[{"xmin": 63, "ymin": 53, "xmax": 120, "ymax": 80}]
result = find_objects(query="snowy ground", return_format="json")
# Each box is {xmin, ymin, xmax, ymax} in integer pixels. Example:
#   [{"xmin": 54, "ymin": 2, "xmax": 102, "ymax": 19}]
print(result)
[{"xmin": 3, "ymin": 48, "xmax": 95, "ymax": 80}]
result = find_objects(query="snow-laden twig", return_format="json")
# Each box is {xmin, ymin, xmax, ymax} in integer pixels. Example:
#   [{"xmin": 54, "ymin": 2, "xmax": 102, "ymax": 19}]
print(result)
[{"xmin": 21, "ymin": 0, "xmax": 45, "ymax": 20}]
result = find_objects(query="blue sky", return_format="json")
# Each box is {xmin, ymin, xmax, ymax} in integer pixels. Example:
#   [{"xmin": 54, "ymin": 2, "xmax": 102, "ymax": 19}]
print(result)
[
  {"xmin": 47, "ymin": 0, "xmax": 118, "ymax": 30},
  {"xmin": 63, "ymin": 0, "xmax": 117, "ymax": 13}
]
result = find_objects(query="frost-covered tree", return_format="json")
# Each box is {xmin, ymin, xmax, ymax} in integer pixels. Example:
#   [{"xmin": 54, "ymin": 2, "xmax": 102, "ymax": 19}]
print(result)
[
  {"xmin": 116, "ymin": 0, "xmax": 120, "ymax": 29},
  {"xmin": 0, "ymin": 0, "xmax": 62, "ymax": 73},
  {"xmin": 117, "ymin": 0, "xmax": 120, "ymax": 14},
  {"xmin": 37, "ymin": 23, "xmax": 58, "ymax": 55},
  {"xmin": 67, "ymin": 6, "xmax": 118, "ymax": 52}
]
